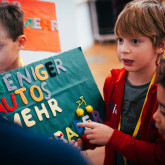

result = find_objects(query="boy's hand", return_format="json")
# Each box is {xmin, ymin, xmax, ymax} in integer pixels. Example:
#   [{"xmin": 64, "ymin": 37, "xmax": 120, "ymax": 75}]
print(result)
[
  {"xmin": 77, "ymin": 121, "xmax": 114, "ymax": 145},
  {"xmin": 69, "ymin": 138, "xmax": 83, "ymax": 150}
]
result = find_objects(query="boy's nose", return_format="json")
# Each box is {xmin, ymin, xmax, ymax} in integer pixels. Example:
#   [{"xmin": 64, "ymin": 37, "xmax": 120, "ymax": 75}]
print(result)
[
  {"xmin": 153, "ymin": 109, "xmax": 160, "ymax": 122},
  {"xmin": 120, "ymin": 43, "xmax": 130, "ymax": 53}
]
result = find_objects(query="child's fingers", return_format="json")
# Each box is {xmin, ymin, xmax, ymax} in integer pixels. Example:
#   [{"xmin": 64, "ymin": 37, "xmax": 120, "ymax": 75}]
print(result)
[
  {"xmin": 69, "ymin": 140, "xmax": 81, "ymax": 149},
  {"xmin": 86, "ymin": 134, "xmax": 95, "ymax": 140},
  {"xmin": 89, "ymin": 139, "xmax": 96, "ymax": 144},
  {"xmin": 84, "ymin": 129, "xmax": 94, "ymax": 135},
  {"xmin": 77, "ymin": 122, "xmax": 95, "ymax": 129},
  {"xmin": 76, "ymin": 138, "xmax": 83, "ymax": 148},
  {"xmin": 69, "ymin": 140, "xmax": 75, "ymax": 145},
  {"xmin": 74, "ymin": 141, "xmax": 79, "ymax": 148}
]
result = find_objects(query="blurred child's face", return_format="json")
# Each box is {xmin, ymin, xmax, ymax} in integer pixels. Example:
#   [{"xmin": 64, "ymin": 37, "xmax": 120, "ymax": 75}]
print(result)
[
  {"xmin": 116, "ymin": 35, "xmax": 159, "ymax": 73},
  {"xmin": 153, "ymin": 84, "xmax": 165, "ymax": 139},
  {"xmin": 0, "ymin": 23, "xmax": 20, "ymax": 74}
]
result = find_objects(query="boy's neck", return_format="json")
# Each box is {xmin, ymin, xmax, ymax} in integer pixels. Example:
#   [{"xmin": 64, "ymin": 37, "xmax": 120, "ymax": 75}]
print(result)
[
  {"xmin": 127, "ymin": 69, "xmax": 156, "ymax": 86},
  {"xmin": 0, "ymin": 58, "xmax": 22, "ymax": 74}
]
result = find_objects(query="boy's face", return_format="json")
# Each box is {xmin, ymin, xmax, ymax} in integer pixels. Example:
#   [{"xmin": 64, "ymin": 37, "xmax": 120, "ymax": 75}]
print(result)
[
  {"xmin": 116, "ymin": 35, "xmax": 160, "ymax": 73},
  {"xmin": 0, "ymin": 23, "xmax": 20, "ymax": 74},
  {"xmin": 153, "ymin": 84, "xmax": 165, "ymax": 139}
]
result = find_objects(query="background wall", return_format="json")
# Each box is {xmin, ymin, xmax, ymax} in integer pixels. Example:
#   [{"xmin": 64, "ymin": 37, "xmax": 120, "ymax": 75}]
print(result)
[{"xmin": 20, "ymin": 0, "xmax": 94, "ymax": 64}]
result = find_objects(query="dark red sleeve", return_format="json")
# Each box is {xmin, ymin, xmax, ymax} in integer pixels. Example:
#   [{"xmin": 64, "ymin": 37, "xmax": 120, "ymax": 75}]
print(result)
[{"xmin": 108, "ymin": 129, "xmax": 165, "ymax": 165}]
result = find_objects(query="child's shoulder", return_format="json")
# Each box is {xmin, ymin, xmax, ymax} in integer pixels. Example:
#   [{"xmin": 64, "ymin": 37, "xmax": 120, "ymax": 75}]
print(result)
[
  {"xmin": 105, "ymin": 67, "xmax": 126, "ymax": 84},
  {"xmin": 111, "ymin": 67, "xmax": 126, "ymax": 75},
  {"xmin": 106, "ymin": 67, "xmax": 126, "ymax": 78}
]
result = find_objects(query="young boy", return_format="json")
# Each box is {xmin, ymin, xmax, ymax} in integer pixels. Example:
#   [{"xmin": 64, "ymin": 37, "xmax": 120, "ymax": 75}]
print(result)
[
  {"xmin": 153, "ymin": 59, "xmax": 165, "ymax": 140},
  {"xmin": 0, "ymin": 3, "xmax": 26, "ymax": 74},
  {"xmin": 77, "ymin": 0, "xmax": 165, "ymax": 164}
]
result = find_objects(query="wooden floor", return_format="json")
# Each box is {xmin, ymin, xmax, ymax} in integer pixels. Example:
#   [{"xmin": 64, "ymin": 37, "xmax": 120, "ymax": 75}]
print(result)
[
  {"xmin": 81, "ymin": 42, "xmax": 122, "ymax": 165},
  {"xmin": 84, "ymin": 42, "xmax": 122, "ymax": 96}
]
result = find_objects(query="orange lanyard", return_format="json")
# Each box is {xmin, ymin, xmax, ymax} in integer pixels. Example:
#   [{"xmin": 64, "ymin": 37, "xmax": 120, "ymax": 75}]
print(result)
[{"xmin": 118, "ymin": 73, "xmax": 156, "ymax": 165}]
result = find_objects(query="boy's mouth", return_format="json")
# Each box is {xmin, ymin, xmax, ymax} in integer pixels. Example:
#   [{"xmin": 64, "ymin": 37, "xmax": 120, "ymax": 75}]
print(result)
[
  {"xmin": 123, "ymin": 59, "xmax": 134, "ymax": 63},
  {"xmin": 122, "ymin": 58, "xmax": 134, "ymax": 66},
  {"xmin": 155, "ymin": 122, "xmax": 162, "ymax": 133}
]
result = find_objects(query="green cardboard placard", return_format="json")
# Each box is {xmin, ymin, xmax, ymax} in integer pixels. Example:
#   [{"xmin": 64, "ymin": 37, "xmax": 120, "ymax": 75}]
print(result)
[{"xmin": 0, "ymin": 47, "xmax": 106, "ymax": 141}]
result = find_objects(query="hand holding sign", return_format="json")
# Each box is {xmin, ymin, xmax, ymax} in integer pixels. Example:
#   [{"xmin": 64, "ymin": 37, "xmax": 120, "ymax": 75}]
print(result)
[{"xmin": 77, "ymin": 121, "xmax": 114, "ymax": 145}]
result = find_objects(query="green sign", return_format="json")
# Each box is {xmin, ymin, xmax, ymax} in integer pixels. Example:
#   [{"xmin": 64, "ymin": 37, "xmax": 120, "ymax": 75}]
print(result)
[{"xmin": 0, "ymin": 47, "xmax": 105, "ymax": 141}]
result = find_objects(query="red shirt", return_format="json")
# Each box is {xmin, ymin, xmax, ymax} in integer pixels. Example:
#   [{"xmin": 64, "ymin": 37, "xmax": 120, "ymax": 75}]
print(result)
[{"xmin": 82, "ymin": 68, "xmax": 165, "ymax": 165}]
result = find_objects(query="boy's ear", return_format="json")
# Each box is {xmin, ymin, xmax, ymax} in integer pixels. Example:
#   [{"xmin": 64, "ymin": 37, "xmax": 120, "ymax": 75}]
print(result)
[
  {"xmin": 156, "ymin": 40, "xmax": 165, "ymax": 54},
  {"xmin": 17, "ymin": 35, "xmax": 26, "ymax": 50}
]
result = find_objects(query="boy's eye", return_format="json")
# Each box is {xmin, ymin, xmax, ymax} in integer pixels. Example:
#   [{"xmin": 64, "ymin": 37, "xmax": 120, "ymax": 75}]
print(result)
[
  {"xmin": 132, "ymin": 39, "xmax": 140, "ymax": 44},
  {"xmin": 117, "ymin": 38, "xmax": 124, "ymax": 43},
  {"xmin": 160, "ymin": 111, "xmax": 165, "ymax": 116},
  {"xmin": 159, "ymin": 106, "xmax": 165, "ymax": 116}
]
